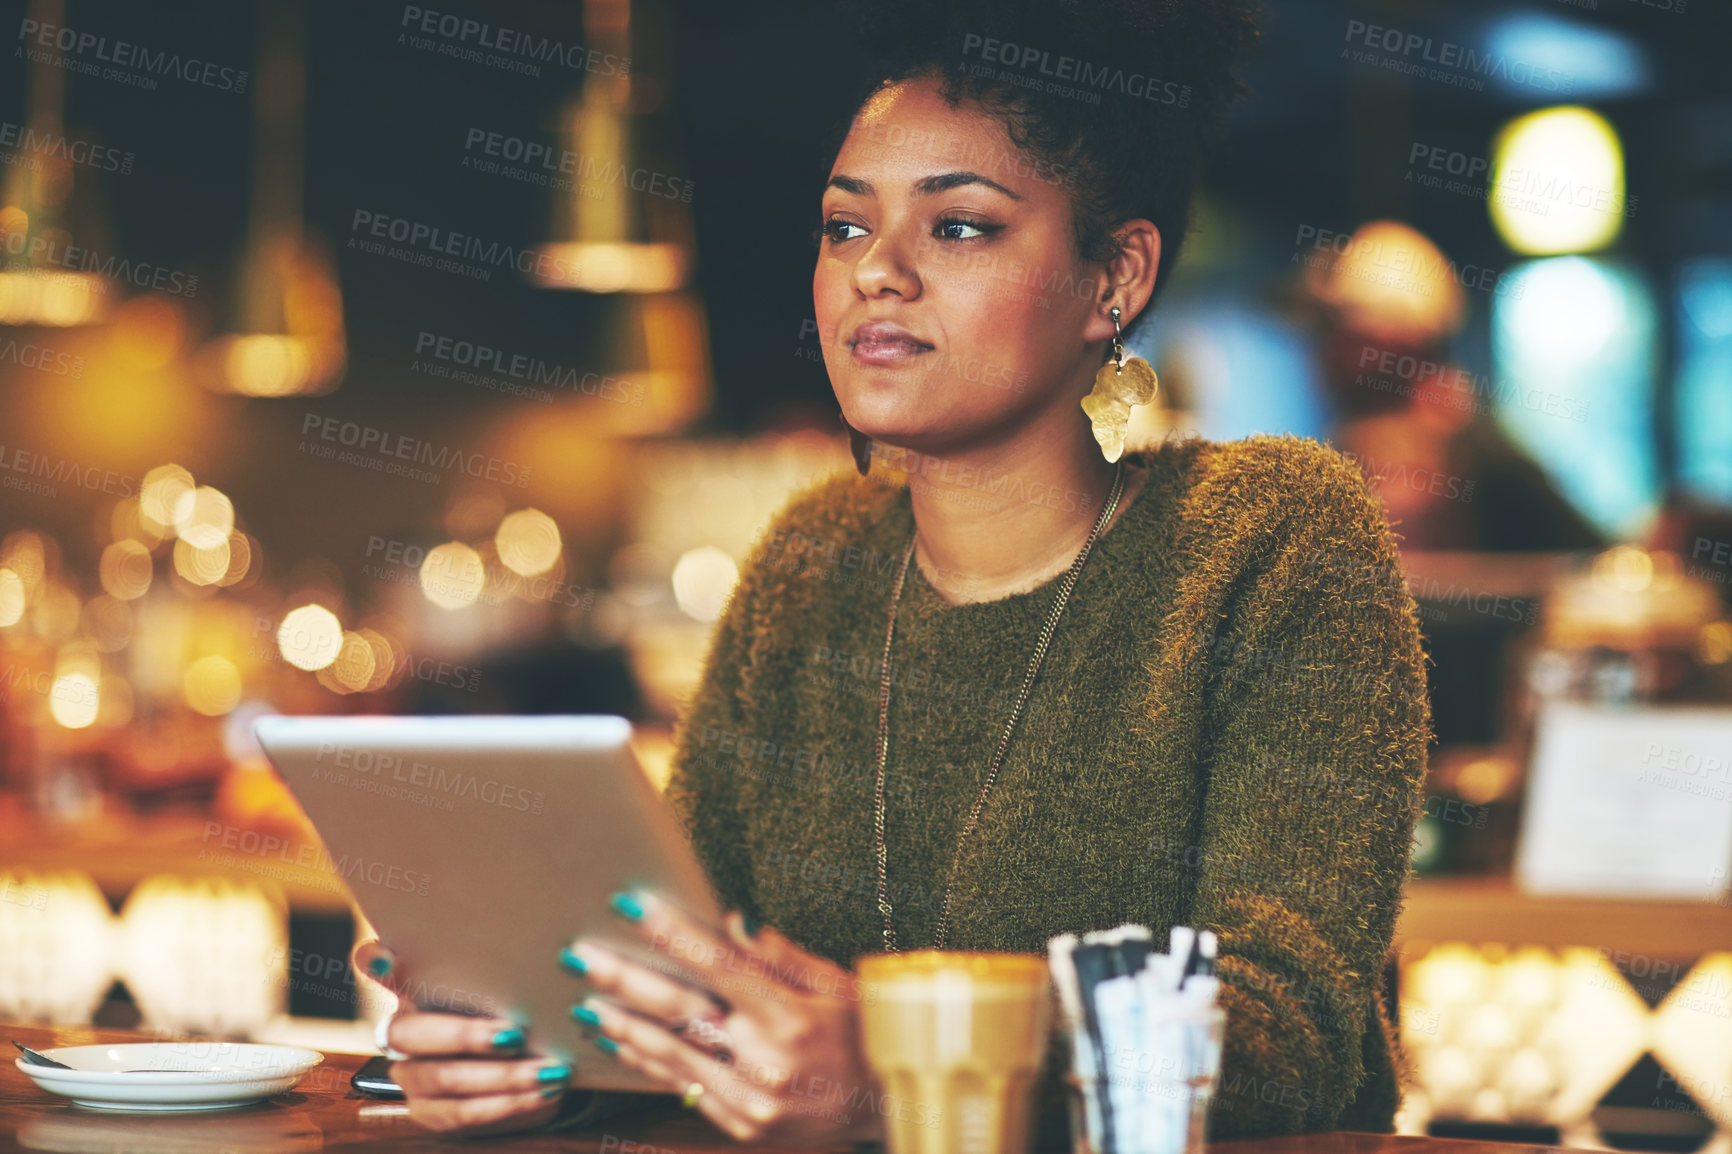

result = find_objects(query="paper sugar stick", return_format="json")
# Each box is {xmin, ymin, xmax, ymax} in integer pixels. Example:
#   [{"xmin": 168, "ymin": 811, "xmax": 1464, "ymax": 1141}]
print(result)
[
  {"xmin": 1197, "ymin": 930, "xmax": 1218, "ymax": 977},
  {"xmin": 1072, "ymin": 942, "xmax": 1119, "ymax": 1152},
  {"xmin": 1095, "ymin": 974, "xmax": 1142, "ymax": 1154}
]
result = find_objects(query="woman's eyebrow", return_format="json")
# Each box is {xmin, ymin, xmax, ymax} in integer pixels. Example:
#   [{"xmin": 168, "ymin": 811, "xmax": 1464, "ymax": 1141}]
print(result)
[
  {"xmin": 825, "ymin": 175, "xmax": 873, "ymax": 196},
  {"xmin": 823, "ymin": 171, "xmax": 1023, "ymax": 201},
  {"xmin": 915, "ymin": 170, "xmax": 1022, "ymax": 200}
]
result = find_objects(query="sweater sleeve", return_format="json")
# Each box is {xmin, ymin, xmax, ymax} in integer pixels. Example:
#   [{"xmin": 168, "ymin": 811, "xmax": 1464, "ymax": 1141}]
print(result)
[{"xmin": 1181, "ymin": 447, "xmax": 1431, "ymax": 1138}]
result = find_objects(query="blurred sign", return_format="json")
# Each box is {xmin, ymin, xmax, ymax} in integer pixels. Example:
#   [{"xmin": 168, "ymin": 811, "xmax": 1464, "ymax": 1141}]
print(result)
[{"xmin": 1518, "ymin": 702, "xmax": 1732, "ymax": 898}]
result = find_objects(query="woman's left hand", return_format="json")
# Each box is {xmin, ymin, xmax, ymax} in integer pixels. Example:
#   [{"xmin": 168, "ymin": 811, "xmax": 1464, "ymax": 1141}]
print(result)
[{"xmin": 561, "ymin": 891, "xmax": 884, "ymax": 1145}]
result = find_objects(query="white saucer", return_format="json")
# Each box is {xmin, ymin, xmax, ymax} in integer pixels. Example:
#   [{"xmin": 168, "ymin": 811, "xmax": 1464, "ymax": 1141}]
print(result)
[{"xmin": 15, "ymin": 1042, "xmax": 325, "ymax": 1111}]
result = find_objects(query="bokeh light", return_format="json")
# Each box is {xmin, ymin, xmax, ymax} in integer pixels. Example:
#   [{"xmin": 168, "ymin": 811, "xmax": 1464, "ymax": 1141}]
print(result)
[
  {"xmin": 671, "ymin": 546, "xmax": 738, "ymax": 622},
  {"xmin": 49, "ymin": 672, "xmax": 100, "ymax": 729},
  {"xmin": 1, "ymin": 532, "xmax": 47, "ymax": 588},
  {"xmin": 355, "ymin": 628, "xmax": 397, "ymax": 692},
  {"xmin": 277, "ymin": 604, "xmax": 342, "ymax": 671},
  {"xmin": 218, "ymin": 532, "xmax": 255, "ymax": 587},
  {"xmin": 419, "ymin": 542, "xmax": 486, "ymax": 610},
  {"xmin": 173, "ymin": 537, "xmax": 232, "ymax": 586},
  {"xmin": 100, "ymin": 540, "xmax": 155, "ymax": 600},
  {"xmin": 139, "ymin": 465, "xmax": 196, "ymax": 532},
  {"xmin": 111, "ymin": 497, "xmax": 168, "ymax": 546},
  {"xmin": 330, "ymin": 631, "xmax": 377, "ymax": 692},
  {"xmin": 173, "ymin": 486, "xmax": 235, "ymax": 550},
  {"xmin": 184, "ymin": 656, "xmax": 243, "ymax": 716},
  {"xmin": 1491, "ymin": 106, "xmax": 1625, "ymax": 256},
  {"xmin": 496, "ymin": 508, "xmax": 562, "ymax": 577}
]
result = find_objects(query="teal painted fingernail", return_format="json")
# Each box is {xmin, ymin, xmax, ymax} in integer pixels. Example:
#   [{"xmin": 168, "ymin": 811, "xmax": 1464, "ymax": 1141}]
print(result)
[
  {"xmin": 570, "ymin": 1004, "xmax": 602, "ymax": 1029},
  {"xmin": 742, "ymin": 911, "xmax": 760, "ymax": 938},
  {"xmin": 541, "ymin": 1085, "xmax": 565, "ymax": 1099},
  {"xmin": 609, "ymin": 891, "xmax": 644, "ymax": 922},
  {"xmin": 491, "ymin": 1027, "xmax": 525, "ymax": 1050},
  {"xmin": 558, "ymin": 947, "xmax": 588, "ymax": 976},
  {"xmin": 591, "ymin": 1035, "xmax": 618, "ymax": 1055},
  {"xmin": 367, "ymin": 955, "xmax": 392, "ymax": 978},
  {"xmin": 536, "ymin": 1063, "xmax": 571, "ymax": 1084}
]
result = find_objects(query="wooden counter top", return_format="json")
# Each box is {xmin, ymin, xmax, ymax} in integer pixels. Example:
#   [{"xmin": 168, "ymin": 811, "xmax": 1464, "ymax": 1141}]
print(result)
[{"xmin": 1, "ymin": 1024, "xmax": 1586, "ymax": 1153}]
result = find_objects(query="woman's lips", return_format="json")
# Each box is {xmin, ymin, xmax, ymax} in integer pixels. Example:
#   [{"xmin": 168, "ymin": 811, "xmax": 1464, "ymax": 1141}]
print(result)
[{"xmin": 849, "ymin": 322, "xmax": 934, "ymax": 366}]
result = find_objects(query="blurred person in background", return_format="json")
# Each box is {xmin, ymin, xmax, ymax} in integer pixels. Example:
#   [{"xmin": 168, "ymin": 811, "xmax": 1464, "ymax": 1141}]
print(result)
[{"xmin": 1305, "ymin": 221, "xmax": 1603, "ymax": 554}]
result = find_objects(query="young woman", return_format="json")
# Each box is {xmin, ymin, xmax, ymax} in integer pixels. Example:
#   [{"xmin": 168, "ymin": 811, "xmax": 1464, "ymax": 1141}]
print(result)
[{"xmin": 360, "ymin": 1, "xmax": 1431, "ymax": 1145}]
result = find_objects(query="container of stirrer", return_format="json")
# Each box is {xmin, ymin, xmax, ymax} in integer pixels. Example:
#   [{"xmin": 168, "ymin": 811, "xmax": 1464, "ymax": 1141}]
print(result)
[{"xmin": 1048, "ymin": 924, "xmax": 1226, "ymax": 1154}]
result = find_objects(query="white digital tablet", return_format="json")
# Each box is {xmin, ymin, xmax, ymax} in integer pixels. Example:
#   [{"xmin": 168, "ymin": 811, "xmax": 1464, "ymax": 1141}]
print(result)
[{"xmin": 252, "ymin": 713, "xmax": 724, "ymax": 1092}]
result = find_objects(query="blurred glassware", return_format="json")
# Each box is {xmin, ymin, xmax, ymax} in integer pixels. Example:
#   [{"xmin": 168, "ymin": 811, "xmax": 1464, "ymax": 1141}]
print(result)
[
  {"xmin": 0, "ymin": 869, "xmax": 114, "ymax": 1023},
  {"xmin": 120, "ymin": 875, "xmax": 287, "ymax": 1037},
  {"xmin": 1524, "ymin": 546, "xmax": 1730, "ymax": 708},
  {"xmin": 1402, "ymin": 943, "xmax": 1652, "ymax": 1131}
]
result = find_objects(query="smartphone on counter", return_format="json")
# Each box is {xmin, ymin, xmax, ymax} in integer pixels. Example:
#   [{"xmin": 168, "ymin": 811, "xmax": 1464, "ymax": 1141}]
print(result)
[{"xmin": 351, "ymin": 1055, "xmax": 405, "ymax": 1099}]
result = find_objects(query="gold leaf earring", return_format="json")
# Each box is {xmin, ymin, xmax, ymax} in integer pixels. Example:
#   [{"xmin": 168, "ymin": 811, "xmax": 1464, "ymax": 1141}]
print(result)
[{"xmin": 1080, "ymin": 305, "xmax": 1159, "ymax": 463}]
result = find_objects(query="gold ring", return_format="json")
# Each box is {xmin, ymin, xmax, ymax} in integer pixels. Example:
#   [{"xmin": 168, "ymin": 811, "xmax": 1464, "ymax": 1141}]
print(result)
[{"xmin": 680, "ymin": 1081, "xmax": 704, "ymax": 1109}]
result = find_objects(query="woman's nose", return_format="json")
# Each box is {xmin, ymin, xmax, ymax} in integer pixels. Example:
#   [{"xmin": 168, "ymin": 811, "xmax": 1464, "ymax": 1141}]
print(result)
[{"xmin": 852, "ymin": 231, "xmax": 922, "ymax": 300}]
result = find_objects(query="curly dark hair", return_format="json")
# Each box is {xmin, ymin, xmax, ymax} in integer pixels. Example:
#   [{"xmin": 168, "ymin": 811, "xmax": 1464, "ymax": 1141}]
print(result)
[{"xmin": 825, "ymin": 0, "xmax": 1263, "ymax": 335}]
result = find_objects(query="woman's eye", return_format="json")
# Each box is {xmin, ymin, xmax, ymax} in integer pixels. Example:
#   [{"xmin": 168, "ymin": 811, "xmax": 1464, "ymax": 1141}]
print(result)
[
  {"xmin": 935, "ymin": 216, "xmax": 997, "ymax": 241},
  {"xmin": 823, "ymin": 219, "xmax": 867, "ymax": 243}
]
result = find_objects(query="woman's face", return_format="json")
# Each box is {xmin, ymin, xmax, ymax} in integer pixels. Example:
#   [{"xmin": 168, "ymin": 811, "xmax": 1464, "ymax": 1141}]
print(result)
[{"xmin": 815, "ymin": 76, "xmax": 1112, "ymax": 456}]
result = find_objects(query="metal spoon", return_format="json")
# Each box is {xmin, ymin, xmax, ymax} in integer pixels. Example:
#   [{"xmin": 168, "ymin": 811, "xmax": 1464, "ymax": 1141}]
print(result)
[
  {"xmin": 14, "ymin": 1040, "xmax": 207, "ymax": 1073},
  {"xmin": 12, "ymin": 1042, "xmax": 72, "ymax": 1069}
]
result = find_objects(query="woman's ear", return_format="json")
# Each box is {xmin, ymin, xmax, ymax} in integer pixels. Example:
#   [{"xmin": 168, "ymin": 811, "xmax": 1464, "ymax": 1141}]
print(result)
[{"xmin": 1085, "ymin": 220, "xmax": 1162, "ymax": 342}]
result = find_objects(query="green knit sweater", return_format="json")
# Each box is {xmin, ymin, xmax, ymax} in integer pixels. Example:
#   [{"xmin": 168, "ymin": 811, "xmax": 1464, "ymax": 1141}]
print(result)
[{"xmin": 655, "ymin": 433, "xmax": 1430, "ymax": 1143}]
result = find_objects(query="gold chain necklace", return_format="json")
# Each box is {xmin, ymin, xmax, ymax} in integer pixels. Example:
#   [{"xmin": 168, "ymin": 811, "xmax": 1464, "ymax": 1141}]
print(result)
[{"xmin": 872, "ymin": 459, "xmax": 1127, "ymax": 952}]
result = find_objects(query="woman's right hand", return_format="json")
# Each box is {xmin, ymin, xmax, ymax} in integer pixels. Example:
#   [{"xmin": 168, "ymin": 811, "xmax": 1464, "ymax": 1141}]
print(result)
[{"xmin": 353, "ymin": 940, "xmax": 576, "ymax": 1136}]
